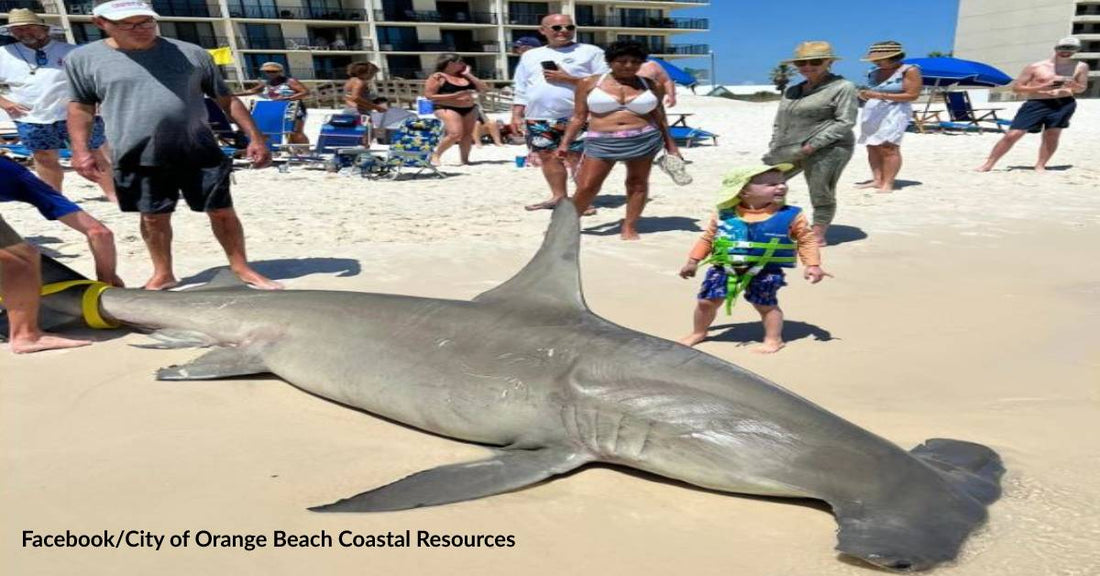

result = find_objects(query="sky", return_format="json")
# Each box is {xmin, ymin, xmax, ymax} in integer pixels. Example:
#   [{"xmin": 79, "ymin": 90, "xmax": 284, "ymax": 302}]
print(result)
[{"xmin": 670, "ymin": 0, "xmax": 960, "ymax": 86}]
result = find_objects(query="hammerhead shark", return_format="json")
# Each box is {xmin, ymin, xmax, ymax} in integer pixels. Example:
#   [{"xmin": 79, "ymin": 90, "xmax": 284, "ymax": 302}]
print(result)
[{"xmin": 9, "ymin": 202, "xmax": 1003, "ymax": 571}]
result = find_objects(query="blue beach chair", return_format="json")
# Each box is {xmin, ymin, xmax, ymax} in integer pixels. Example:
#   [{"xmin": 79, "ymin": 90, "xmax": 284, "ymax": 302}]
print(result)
[
  {"xmin": 316, "ymin": 113, "xmax": 368, "ymax": 153},
  {"xmin": 382, "ymin": 117, "xmax": 444, "ymax": 179},
  {"xmin": 942, "ymin": 91, "xmax": 1012, "ymax": 133},
  {"xmin": 249, "ymin": 100, "xmax": 299, "ymax": 151},
  {"xmin": 669, "ymin": 125, "xmax": 718, "ymax": 148}
]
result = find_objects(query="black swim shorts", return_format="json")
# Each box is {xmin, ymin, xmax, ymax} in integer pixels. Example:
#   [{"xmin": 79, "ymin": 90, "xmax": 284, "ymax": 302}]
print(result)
[
  {"xmin": 1009, "ymin": 98, "xmax": 1077, "ymax": 133},
  {"xmin": 113, "ymin": 158, "xmax": 234, "ymax": 214}
]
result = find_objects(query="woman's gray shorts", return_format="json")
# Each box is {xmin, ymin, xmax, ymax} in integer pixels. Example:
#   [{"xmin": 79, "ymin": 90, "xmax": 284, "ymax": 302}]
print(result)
[{"xmin": 583, "ymin": 127, "xmax": 664, "ymax": 162}]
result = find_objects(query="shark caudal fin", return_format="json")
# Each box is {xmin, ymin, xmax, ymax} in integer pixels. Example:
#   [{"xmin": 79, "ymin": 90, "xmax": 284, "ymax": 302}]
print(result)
[
  {"xmin": 833, "ymin": 439, "xmax": 1004, "ymax": 571},
  {"xmin": 0, "ymin": 254, "xmax": 103, "ymax": 340},
  {"xmin": 472, "ymin": 200, "xmax": 587, "ymax": 313}
]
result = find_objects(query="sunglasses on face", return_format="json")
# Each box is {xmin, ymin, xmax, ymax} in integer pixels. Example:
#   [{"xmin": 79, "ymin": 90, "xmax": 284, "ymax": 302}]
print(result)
[
  {"xmin": 548, "ymin": 25, "xmax": 576, "ymax": 32},
  {"xmin": 795, "ymin": 59, "xmax": 825, "ymax": 67},
  {"xmin": 110, "ymin": 19, "xmax": 157, "ymax": 31}
]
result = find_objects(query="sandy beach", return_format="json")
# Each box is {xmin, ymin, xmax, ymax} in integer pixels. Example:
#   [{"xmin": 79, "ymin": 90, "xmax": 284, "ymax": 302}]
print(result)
[{"xmin": 3, "ymin": 94, "xmax": 1099, "ymax": 575}]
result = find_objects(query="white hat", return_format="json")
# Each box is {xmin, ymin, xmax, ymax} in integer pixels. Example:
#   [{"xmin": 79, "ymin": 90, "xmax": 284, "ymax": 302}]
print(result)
[
  {"xmin": 92, "ymin": 0, "xmax": 159, "ymax": 20},
  {"xmin": 1055, "ymin": 37, "xmax": 1081, "ymax": 51}
]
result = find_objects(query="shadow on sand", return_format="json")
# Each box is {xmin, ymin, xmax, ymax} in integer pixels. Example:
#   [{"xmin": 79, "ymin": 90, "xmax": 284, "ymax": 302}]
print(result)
[
  {"xmin": 824, "ymin": 225, "xmax": 867, "ymax": 247},
  {"xmin": 583, "ymin": 216, "xmax": 702, "ymax": 236},
  {"xmin": 707, "ymin": 319, "xmax": 834, "ymax": 346},
  {"xmin": 179, "ymin": 257, "xmax": 362, "ymax": 285}
]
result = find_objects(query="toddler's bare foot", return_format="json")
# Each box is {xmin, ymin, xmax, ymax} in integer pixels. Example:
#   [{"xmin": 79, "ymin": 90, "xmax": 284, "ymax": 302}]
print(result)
[
  {"xmin": 752, "ymin": 340, "xmax": 785, "ymax": 354},
  {"xmin": 11, "ymin": 333, "xmax": 92, "ymax": 354},
  {"xmin": 678, "ymin": 333, "xmax": 707, "ymax": 347}
]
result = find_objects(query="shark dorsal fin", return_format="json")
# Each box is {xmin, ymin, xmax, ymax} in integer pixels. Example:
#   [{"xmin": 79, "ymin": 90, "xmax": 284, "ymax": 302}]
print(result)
[{"xmin": 473, "ymin": 201, "xmax": 588, "ymax": 312}]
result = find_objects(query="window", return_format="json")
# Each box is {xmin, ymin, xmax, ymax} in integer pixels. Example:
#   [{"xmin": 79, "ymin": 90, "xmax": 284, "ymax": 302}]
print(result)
[
  {"xmin": 377, "ymin": 26, "xmax": 418, "ymax": 50},
  {"xmin": 160, "ymin": 21, "xmax": 219, "ymax": 48},
  {"xmin": 228, "ymin": 0, "xmax": 278, "ymax": 19},
  {"xmin": 242, "ymin": 24, "xmax": 285, "ymax": 50},
  {"xmin": 72, "ymin": 23, "xmax": 106, "ymax": 44}
]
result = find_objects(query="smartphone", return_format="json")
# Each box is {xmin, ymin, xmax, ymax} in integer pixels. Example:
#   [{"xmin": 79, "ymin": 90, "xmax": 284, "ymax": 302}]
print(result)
[{"xmin": 540, "ymin": 60, "xmax": 559, "ymax": 71}]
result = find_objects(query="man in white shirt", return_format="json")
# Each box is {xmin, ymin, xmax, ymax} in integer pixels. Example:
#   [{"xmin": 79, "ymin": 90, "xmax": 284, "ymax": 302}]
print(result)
[
  {"xmin": 0, "ymin": 9, "xmax": 116, "ymax": 201},
  {"xmin": 510, "ymin": 14, "xmax": 607, "ymax": 211}
]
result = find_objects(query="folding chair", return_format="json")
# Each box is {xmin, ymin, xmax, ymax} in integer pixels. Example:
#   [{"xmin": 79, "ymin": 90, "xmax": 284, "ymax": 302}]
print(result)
[
  {"xmin": 669, "ymin": 125, "xmax": 718, "ymax": 147},
  {"xmin": 249, "ymin": 100, "xmax": 299, "ymax": 151},
  {"xmin": 203, "ymin": 98, "xmax": 247, "ymax": 155},
  {"xmin": 382, "ymin": 117, "xmax": 444, "ymax": 179},
  {"xmin": 942, "ymin": 91, "xmax": 1012, "ymax": 132},
  {"xmin": 316, "ymin": 113, "xmax": 368, "ymax": 153}
]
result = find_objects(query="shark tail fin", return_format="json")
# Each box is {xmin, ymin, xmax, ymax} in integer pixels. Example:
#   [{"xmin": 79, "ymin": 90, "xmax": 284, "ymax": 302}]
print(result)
[
  {"xmin": 833, "ymin": 439, "xmax": 1004, "ymax": 571},
  {"xmin": 0, "ymin": 254, "xmax": 116, "ymax": 341},
  {"xmin": 909, "ymin": 437, "xmax": 1005, "ymax": 505}
]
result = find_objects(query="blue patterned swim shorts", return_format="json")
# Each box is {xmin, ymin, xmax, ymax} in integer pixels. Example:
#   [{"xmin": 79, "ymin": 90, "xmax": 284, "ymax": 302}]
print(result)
[
  {"xmin": 525, "ymin": 118, "xmax": 584, "ymax": 153},
  {"xmin": 14, "ymin": 117, "xmax": 107, "ymax": 152},
  {"xmin": 697, "ymin": 266, "xmax": 787, "ymax": 307}
]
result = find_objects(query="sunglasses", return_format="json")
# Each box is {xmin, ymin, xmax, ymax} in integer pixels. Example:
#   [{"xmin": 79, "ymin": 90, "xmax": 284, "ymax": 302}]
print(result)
[
  {"xmin": 548, "ymin": 25, "xmax": 577, "ymax": 32},
  {"xmin": 794, "ymin": 59, "xmax": 825, "ymax": 67},
  {"xmin": 1055, "ymin": 47, "xmax": 1078, "ymax": 52},
  {"xmin": 109, "ymin": 18, "xmax": 157, "ymax": 31}
]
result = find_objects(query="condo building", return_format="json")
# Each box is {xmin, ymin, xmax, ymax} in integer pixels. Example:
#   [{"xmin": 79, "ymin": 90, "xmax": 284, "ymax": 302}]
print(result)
[
  {"xmin": 954, "ymin": 0, "xmax": 1100, "ymax": 97},
  {"xmin": 1, "ymin": 0, "xmax": 709, "ymax": 86}
]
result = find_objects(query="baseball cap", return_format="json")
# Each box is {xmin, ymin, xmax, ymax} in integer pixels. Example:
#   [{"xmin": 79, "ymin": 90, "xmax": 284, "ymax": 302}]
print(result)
[
  {"xmin": 1055, "ymin": 37, "xmax": 1081, "ymax": 51},
  {"xmin": 513, "ymin": 36, "xmax": 542, "ymax": 49},
  {"xmin": 92, "ymin": 0, "xmax": 159, "ymax": 20}
]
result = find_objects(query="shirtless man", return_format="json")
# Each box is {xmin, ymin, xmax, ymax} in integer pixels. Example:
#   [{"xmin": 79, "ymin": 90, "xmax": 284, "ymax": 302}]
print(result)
[{"xmin": 977, "ymin": 37, "xmax": 1090, "ymax": 172}]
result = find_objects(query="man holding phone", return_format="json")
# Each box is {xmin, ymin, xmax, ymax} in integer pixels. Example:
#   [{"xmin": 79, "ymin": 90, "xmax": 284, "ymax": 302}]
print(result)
[
  {"xmin": 511, "ymin": 14, "xmax": 608, "ymax": 211},
  {"xmin": 977, "ymin": 37, "xmax": 1090, "ymax": 173}
]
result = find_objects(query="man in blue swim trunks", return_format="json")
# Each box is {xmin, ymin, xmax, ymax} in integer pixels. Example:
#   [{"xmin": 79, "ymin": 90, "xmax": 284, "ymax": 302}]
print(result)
[
  {"xmin": 0, "ymin": 9, "xmax": 117, "ymax": 200},
  {"xmin": 977, "ymin": 37, "xmax": 1091, "ymax": 173},
  {"xmin": 1, "ymin": 154, "xmax": 122, "ymax": 287}
]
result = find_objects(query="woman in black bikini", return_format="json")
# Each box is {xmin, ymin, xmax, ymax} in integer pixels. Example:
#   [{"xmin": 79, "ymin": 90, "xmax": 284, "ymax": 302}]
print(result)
[{"xmin": 423, "ymin": 53, "xmax": 488, "ymax": 165}]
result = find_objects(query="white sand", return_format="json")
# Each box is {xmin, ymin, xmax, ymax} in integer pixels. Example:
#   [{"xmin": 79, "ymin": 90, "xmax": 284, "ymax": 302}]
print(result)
[{"xmin": 3, "ymin": 95, "xmax": 1099, "ymax": 575}]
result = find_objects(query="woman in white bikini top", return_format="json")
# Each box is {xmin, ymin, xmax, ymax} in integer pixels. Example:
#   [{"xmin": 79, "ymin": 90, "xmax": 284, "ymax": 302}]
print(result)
[{"xmin": 557, "ymin": 40, "xmax": 681, "ymax": 241}]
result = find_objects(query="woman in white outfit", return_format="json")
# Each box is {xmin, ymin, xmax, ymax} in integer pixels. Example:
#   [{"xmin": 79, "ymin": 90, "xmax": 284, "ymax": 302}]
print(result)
[{"xmin": 856, "ymin": 41, "xmax": 922, "ymax": 193}]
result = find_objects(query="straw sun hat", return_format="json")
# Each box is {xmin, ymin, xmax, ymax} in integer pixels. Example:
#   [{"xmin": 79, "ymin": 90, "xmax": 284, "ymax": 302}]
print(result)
[
  {"xmin": 783, "ymin": 41, "xmax": 840, "ymax": 64},
  {"xmin": 5, "ymin": 8, "xmax": 48, "ymax": 28},
  {"xmin": 861, "ymin": 40, "xmax": 905, "ymax": 62},
  {"xmin": 259, "ymin": 61, "xmax": 285, "ymax": 72}
]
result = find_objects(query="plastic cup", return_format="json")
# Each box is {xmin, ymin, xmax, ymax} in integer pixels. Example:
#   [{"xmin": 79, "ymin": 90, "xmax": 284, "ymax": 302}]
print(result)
[{"xmin": 515, "ymin": 155, "xmax": 527, "ymax": 168}]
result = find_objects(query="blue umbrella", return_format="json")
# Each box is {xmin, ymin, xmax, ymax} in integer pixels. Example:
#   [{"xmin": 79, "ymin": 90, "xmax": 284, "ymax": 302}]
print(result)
[
  {"xmin": 902, "ymin": 57, "xmax": 1013, "ymax": 87},
  {"xmin": 647, "ymin": 57, "xmax": 698, "ymax": 87}
]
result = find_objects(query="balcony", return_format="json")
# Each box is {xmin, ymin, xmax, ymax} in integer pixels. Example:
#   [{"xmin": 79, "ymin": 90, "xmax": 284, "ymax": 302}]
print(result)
[
  {"xmin": 66, "ymin": 1, "xmax": 222, "ymax": 17},
  {"xmin": 239, "ymin": 36, "xmax": 372, "ymax": 51},
  {"xmin": 505, "ymin": 13, "xmax": 545, "ymax": 26},
  {"xmin": 576, "ymin": 16, "xmax": 708, "ymax": 30},
  {"xmin": 379, "ymin": 41, "xmax": 501, "ymax": 53},
  {"xmin": 226, "ymin": 4, "xmax": 367, "ymax": 21},
  {"xmin": 375, "ymin": 10, "xmax": 498, "ymax": 24}
]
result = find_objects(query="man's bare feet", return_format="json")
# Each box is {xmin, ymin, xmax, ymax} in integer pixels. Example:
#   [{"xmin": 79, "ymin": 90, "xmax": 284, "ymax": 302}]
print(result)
[
  {"xmin": 620, "ymin": 227, "xmax": 640, "ymax": 241},
  {"xmin": 678, "ymin": 333, "xmax": 707, "ymax": 347},
  {"xmin": 1034, "ymin": 165, "xmax": 1047, "ymax": 173},
  {"xmin": 11, "ymin": 333, "xmax": 92, "ymax": 354},
  {"xmin": 975, "ymin": 163, "xmax": 994, "ymax": 172},
  {"xmin": 525, "ymin": 199, "xmax": 560, "ymax": 211},
  {"xmin": 99, "ymin": 274, "xmax": 126, "ymax": 288},
  {"xmin": 234, "ymin": 268, "xmax": 284, "ymax": 290},
  {"xmin": 876, "ymin": 187, "xmax": 894, "ymax": 194},
  {"xmin": 429, "ymin": 154, "xmax": 442, "ymax": 166},
  {"xmin": 752, "ymin": 340, "xmax": 785, "ymax": 354},
  {"xmin": 143, "ymin": 275, "xmax": 179, "ymax": 291},
  {"xmin": 854, "ymin": 180, "xmax": 879, "ymax": 189}
]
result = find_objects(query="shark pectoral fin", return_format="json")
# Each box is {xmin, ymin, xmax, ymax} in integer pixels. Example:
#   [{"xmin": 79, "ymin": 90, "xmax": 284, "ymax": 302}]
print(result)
[
  {"xmin": 156, "ymin": 347, "xmax": 270, "ymax": 381},
  {"xmin": 133, "ymin": 329, "xmax": 218, "ymax": 350},
  {"xmin": 309, "ymin": 446, "xmax": 592, "ymax": 513},
  {"xmin": 184, "ymin": 268, "xmax": 251, "ymax": 291}
]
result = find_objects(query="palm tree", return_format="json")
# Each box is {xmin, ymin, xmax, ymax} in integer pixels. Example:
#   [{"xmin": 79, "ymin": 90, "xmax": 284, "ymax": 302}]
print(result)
[{"xmin": 770, "ymin": 63, "xmax": 793, "ymax": 93}]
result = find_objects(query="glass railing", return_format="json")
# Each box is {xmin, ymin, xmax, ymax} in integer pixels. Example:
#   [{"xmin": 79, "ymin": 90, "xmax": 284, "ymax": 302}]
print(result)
[
  {"xmin": 150, "ymin": 2, "xmax": 221, "ymax": 17},
  {"xmin": 375, "ymin": 10, "xmax": 498, "ymax": 24},
  {"xmin": 504, "ymin": 13, "xmax": 544, "ymax": 26},
  {"xmin": 576, "ymin": 16, "xmax": 708, "ymax": 30},
  {"xmin": 240, "ymin": 36, "xmax": 371, "ymax": 50},
  {"xmin": 227, "ymin": 5, "xmax": 367, "ymax": 20}
]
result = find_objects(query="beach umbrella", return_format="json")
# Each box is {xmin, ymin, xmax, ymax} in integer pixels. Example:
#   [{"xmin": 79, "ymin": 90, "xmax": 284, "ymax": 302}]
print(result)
[
  {"xmin": 902, "ymin": 57, "xmax": 1012, "ymax": 87},
  {"xmin": 647, "ymin": 57, "xmax": 698, "ymax": 87}
]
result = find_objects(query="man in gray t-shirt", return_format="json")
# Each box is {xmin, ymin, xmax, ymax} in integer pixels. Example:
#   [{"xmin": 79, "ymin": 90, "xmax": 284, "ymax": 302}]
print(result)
[{"xmin": 65, "ymin": 0, "xmax": 281, "ymax": 290}]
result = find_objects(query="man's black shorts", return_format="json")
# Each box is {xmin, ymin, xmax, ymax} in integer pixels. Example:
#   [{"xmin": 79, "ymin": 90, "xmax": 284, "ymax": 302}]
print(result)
[
  {"xmin": 114, "ymin": 158, "xmax": 234, "ymax": 214},
  {"xmin": 1009, "ymin": 98, "xmax": 1077, "ymax": 134}
]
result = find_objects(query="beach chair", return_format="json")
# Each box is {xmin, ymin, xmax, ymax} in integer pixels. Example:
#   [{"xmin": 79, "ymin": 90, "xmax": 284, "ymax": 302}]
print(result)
[
  {"xmin": 669, "ymin": 125, "xmax": 718, "ymax": 148},
  {"xmin": 203, "ymin": 98, "xmax": 247, "ymax": 156},
  {"xmin": 316, "ymin": 113, "xmax": 369, "ymax": 153},
  {"xmin": 382, "ymin": 117, "xmax": 444, "ymax": 179},
  {"xmin": 249, "ymin": 100, "xmax": 301, "ymax": 151},
  {"xmin": 942, "ymin": 91, "xmax": 1011, "ymax": 132}
]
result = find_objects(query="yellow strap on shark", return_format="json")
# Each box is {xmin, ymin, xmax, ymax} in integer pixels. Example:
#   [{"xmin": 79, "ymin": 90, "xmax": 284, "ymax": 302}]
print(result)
[{"xmin": 0, "ymin": 280, "xmax": 120, "ymax": 329}]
